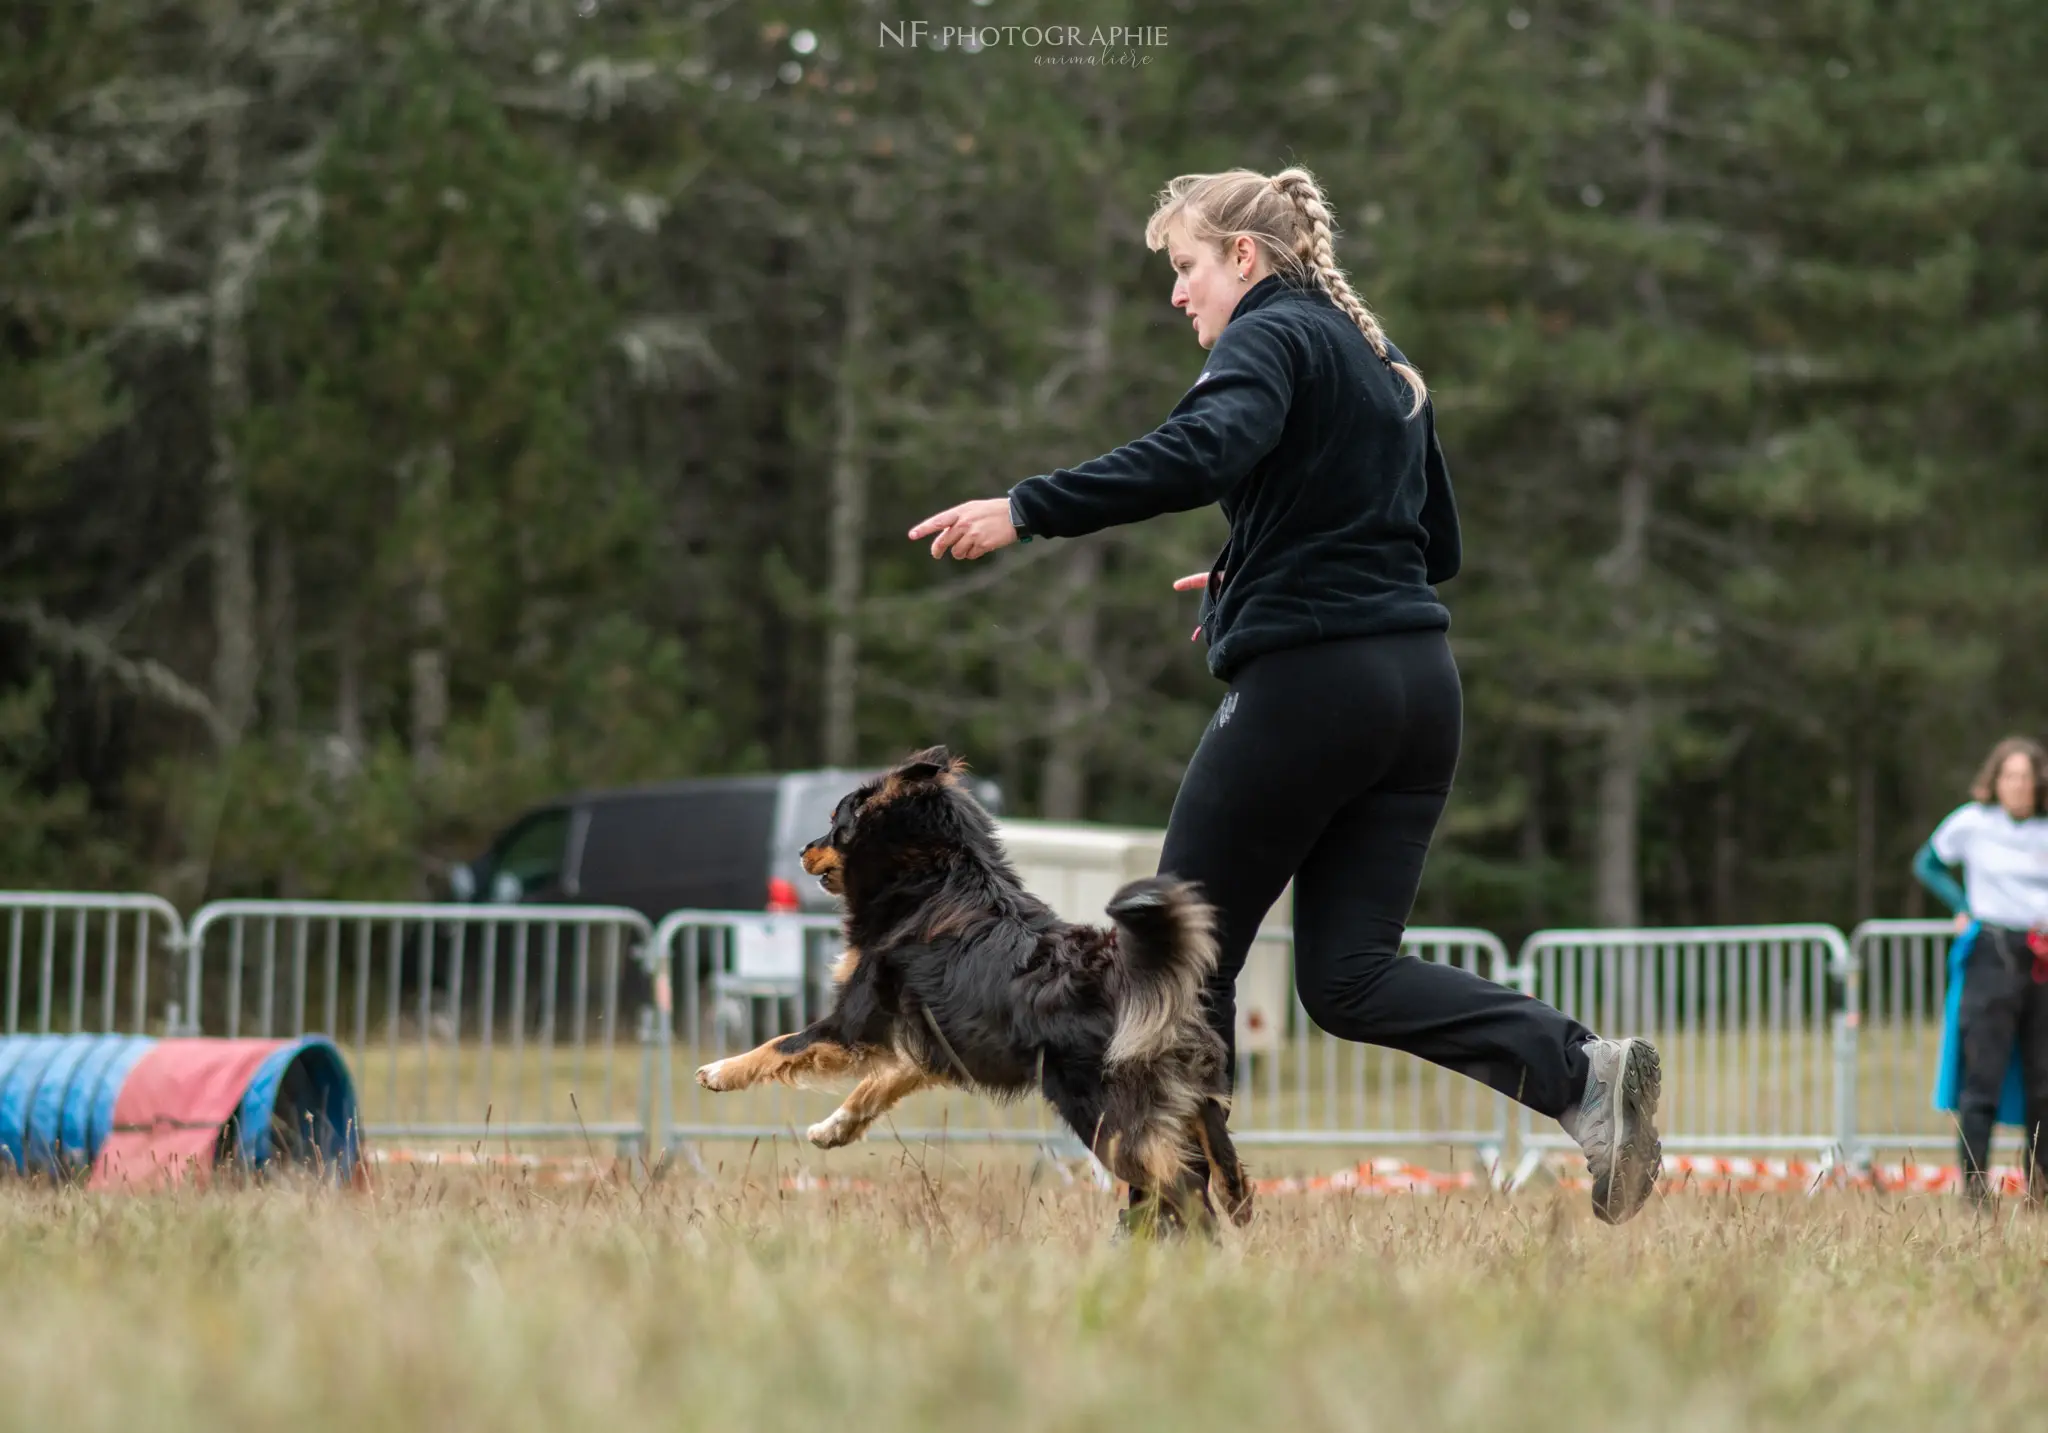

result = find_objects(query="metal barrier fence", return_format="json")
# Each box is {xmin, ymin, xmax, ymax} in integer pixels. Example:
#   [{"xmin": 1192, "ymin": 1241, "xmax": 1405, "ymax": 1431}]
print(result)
[
  {"xmin": 1850, "ymin": 918, "xmax": 2006, "ymax": 1166},
  {"xmin": 647, "ymin": 908, "xmax": 896, "ymax": 1147},
  {"xmin": 648, "ymin": 908, "xmax": 1085, "ymax": 1151},
  {"xmin": 1509, "ymin": 925, "xmax": 1858, "ymax": 1189},
  {"xmin": 1231, "ymin": 926, "xmax": 1513, "ymax": 1164},
  {"xmin": 647, "ymin": 910, "xmax": 1514, "ymax": 1168},
  {"xmin": 1, "ymin": 892, "xmax": 184, "ymax": 1037},
  {"xmin": 184, "ymin": 901, "xmax": 655, "ymax": 1148},
  {"xmin": 17, "ymin": 889, "xmax": 2037, "ymax": 1178}
]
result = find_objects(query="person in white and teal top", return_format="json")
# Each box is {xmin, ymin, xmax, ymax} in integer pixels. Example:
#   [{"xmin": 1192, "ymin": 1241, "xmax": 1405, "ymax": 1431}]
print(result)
[{"xmin": 1914, "ymin": 735, "xmax": 2048, "ymax": 1203}]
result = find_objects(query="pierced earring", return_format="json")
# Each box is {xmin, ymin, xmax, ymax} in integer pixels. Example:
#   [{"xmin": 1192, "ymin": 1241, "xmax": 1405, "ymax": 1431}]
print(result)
[{"xmin": 1239, "ymin": 271, "xmax": 1249, "ymax": 282}]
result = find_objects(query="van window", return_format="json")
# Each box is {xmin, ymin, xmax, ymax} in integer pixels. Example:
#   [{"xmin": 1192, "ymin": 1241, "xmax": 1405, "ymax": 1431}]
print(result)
[
  {"xmin": 775, "ymin": 771, "xmax": 882, "ymax": 912},
  {"xmin": 581, "ymin": 788, "xmax": 779, "ymax": 910},
  {"xmin": 789, "ymin": 779, "xmax": 852, "ymax": 851},
  {"xmin": 488, "ymin": 808, "xmax": 572, "ymax": 896}
]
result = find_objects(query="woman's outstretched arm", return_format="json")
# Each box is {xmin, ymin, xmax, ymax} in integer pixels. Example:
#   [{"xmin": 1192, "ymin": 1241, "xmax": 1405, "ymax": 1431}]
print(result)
[{"xmin": 1004, "ymin": 314, "xmax": 1297, "ymax": 540}]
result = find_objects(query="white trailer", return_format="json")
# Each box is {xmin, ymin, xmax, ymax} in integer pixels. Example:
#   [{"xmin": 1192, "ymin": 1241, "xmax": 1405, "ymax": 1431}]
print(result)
[{"xmin": 993, "ymin": 818, "xmax": 1294, "ymax": 1057}]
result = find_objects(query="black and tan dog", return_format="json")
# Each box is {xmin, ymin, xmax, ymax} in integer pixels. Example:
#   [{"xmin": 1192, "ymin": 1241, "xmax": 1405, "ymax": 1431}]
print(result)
[{"xmin": 694, "ymin": 747, "xmax": 1252, "ymax": 1232}]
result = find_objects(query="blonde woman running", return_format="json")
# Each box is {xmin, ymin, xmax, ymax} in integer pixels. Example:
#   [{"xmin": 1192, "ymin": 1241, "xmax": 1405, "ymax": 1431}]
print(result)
[{"xmin": 910, "ymin": 166, "xmax": 1663, "ymax": 1226}]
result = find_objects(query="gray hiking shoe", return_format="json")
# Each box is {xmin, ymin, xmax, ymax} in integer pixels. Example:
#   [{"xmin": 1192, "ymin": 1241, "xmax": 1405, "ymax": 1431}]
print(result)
[{"xmin": 1558, "ymin": 1037, "xmax": 1663, "ymax": 1224}]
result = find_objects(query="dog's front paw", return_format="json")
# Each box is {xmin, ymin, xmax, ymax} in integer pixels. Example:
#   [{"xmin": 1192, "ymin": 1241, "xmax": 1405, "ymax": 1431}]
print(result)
[
  {"xmin": 696, "ymin": 1059, "xmax": 735, "ymax": 1092},
  {"xmin": 807, "ymin": 1111, "xmax": 860, "ymax": 1148}
]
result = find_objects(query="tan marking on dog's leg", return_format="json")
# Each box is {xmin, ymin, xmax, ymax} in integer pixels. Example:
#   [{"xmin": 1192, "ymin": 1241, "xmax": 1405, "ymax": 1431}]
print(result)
[
  {"xmin": 1135, "ymin": 1124, "xmax": 1217, "ymax": 1236},
  {"xmin": 1136, "ymin": 1125, "xmax": 1191, "ymax": 1190},
  {"xmin": 1194, "ymin": 1103, "xmax": 1254, "ymax": 1227},
  {"xmin": 807, "ymin": 1056, "xmax": 939, "ymax": 1148},
  {"xmin": 696, "ymin": 1034, "xmax": 865, "ymax": 1092},
  {"xmin": 694, "ymin": 1036, "xmax": 788, "ymax": 1092},
  {"xmin": 1193, "ymin": 1110, "xmax": 1221, "ymax": 1182}
]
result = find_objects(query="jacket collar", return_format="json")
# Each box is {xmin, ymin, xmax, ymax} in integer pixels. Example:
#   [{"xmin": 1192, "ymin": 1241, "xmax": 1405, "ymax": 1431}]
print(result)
[
  {"xmin": 1230, "ymin": 272, "xmax": 1402, "ymax": 370},
  {"xmin": 1229, "ymin": 272, "xmax": 1329, "ymax": 321}
]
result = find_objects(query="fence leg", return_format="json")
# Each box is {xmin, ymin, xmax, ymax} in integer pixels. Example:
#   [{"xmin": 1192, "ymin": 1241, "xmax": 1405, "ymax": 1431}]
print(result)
[
  {"xmin": 614, "ymin": 1131, "xmax": 644, "ymax": 1173},
  {"xmin": 654, "ymin": 959, "xmax": 674, "ymax": 1174},
  {"xmin": 637, "ymin": 1004, "xmax": 659, "ymax": 1180},
  {"xmin": 1833, "ymin": 974, "xmax": 1864, "ymax": 1177},
  {"xmin": 1506, "ymin": 1147, "xmax": 1544, "ymax": 1194},
  {"xmin": 1806, "ymin": 1146, "xmax": 1838, "ymax": 1196},
  {"xmin": 1030, "ymin": 1135, "xmax": 1113, "ymax": 1191},
  {"xmin": 671, "ymin": 1140, "xmax": 708, "ymax": 1177},
  {"xmin": 1477, "ymin": 1143, "xmax": 1506, "ymax": 1192},
  {"xmin": 165, "ymin": 929, "xmax": 195, "ymax": 1037}
]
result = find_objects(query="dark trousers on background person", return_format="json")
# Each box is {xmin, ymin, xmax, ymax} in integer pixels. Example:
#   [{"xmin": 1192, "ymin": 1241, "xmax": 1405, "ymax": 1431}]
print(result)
[
  {"xmin": 1956, "ymin": 924, "xmax": 2048, "ymax": 1200},
  {"xmin": 1157, "ymin": 629, "xmax": 1595, "ymax": 1125}
]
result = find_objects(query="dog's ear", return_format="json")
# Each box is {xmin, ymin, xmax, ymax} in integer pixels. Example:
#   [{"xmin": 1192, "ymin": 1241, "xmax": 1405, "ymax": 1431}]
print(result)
[
  {"xmin": 876, "ymin": 746, "xmax": 969, "ymax": 805},
  {"xmin": 898, "ymin": 745, "xmax": 963, "ymax": 782}
]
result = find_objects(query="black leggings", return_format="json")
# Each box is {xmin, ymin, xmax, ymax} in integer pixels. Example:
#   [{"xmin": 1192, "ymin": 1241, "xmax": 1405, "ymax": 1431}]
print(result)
[
  {"xmin": 1158, "ymin": 629, "xmax": 1593, "ymax": 1118},
  {"xmin": 1956, "ymin": 924, "xmax": 2048, "ymax": 1194}
]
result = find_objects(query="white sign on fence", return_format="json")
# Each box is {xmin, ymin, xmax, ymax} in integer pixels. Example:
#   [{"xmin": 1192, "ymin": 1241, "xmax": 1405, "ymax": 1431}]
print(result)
[{"xmin": 733, "ymin": 916, "xmax": 806, "ymax": 982}]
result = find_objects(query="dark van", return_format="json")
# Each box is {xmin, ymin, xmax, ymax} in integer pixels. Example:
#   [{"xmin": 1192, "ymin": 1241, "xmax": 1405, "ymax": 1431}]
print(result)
[
  {"xmin": 429, "ymin": 768, "xmax": 1004, "ymax": 1037},
  {"xmin": 447, "ymin": 768, "xmax": 1007, "ymax": 919}
]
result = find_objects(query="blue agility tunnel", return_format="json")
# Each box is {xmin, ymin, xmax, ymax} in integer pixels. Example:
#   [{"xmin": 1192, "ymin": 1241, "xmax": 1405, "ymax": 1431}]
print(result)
[{"xmin": 0, "ymin": 1034, "xmax": 359, "ymax": 1187}]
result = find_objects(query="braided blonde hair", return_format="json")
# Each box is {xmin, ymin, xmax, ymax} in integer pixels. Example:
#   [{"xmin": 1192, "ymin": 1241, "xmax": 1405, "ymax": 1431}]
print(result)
[{"xmin": 1144, "ymin": 165, "xmax": 1427, "ymax": 416}]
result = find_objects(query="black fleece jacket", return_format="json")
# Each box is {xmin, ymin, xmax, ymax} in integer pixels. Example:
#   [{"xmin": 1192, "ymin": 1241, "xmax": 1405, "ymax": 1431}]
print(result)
[{"xmin": 1006, "ymin": 274, "xmax": 1460, "ymax": 683}]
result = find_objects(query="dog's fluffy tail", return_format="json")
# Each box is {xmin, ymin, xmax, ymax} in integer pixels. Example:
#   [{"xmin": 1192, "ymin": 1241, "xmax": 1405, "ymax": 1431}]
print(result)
[{"xmin": 1102, "ymin": 877, "xmax": 1218, "ymax": 1068}]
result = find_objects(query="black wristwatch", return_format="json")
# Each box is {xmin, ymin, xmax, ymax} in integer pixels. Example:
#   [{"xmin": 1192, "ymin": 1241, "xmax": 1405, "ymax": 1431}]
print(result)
[{"xmin": 1008, "ymin": 493, "xmax": 1035, "ymax": 543}]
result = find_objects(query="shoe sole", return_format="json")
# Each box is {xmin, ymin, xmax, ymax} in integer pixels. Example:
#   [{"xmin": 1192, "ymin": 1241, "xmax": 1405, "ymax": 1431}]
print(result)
[{"xmin": 1592, "ymin": 1039, "xmax": 1663, "ymax": 1225}]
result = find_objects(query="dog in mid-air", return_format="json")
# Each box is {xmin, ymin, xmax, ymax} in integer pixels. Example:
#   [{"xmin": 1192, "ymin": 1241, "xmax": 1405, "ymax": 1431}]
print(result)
[{"xmin": 694, "ymin": 746, "xmax": 1252, "ymax": 1233}]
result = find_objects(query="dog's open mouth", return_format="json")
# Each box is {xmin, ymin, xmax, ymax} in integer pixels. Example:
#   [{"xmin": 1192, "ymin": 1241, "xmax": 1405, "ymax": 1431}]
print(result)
[{"xmin": 802, "ymin": 844, "xmax": 844, "ymax": 895}]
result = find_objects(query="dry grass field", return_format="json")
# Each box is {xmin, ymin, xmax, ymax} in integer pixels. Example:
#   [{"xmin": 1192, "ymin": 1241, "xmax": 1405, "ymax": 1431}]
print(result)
[{"xmin": 1, "ymin": 1144, "xmax": 2045, "ymax": 1433}]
